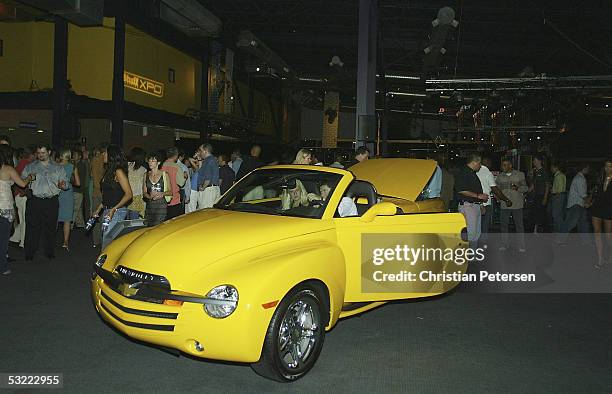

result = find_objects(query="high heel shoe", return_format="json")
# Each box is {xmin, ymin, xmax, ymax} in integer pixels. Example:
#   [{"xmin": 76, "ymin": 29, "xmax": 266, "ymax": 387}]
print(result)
[{"xmin": 62, "ymin": 244, "xmax": 70, "ymax": 252}]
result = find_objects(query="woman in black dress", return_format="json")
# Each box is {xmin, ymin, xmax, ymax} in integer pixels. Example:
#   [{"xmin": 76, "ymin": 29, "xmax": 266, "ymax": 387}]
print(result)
[
  {"xmin": 143, "ymin": 153, "xmax": 171, "ymax": 227},
  {"xmin": 592, "ymin": 159, "xmax": 612, "ymax": 268},
  {"xmin": 93, "ymin": 145, "xmax": 132, "ymax": 250}
]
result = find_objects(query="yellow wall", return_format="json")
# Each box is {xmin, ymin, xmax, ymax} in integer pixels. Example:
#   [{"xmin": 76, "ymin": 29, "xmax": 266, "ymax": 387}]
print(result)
[
  {"xmin": 0, "ymin": 22, "xmax": 54, "ymax": 92},
  {"xmin": 0, "ymin": 20, "xmax": 292, "ymax": 142},
  {"xmin": 68, "ymin": 18, "xmax": 114, "ymax": 100},
  {"xmin": 124, "ymin": 24, "xmax": 200, "ymax": 115},
  {"xmin": 67, "ymin": 19, "xmax": 201, "ymax": 114}
]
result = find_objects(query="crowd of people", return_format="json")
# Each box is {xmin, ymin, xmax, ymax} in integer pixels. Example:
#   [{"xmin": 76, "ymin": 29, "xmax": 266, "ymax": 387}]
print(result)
[
  {"xmin": 0, "ymin": 139, "xmax": 328, "ymax": 274},
  {"xmin": 447, "ymin": 153, "xmax": 612, "ymax": 268},
  {"xmin": 0, "ymin": 134, "xmax": 609, "ymax": 275}
]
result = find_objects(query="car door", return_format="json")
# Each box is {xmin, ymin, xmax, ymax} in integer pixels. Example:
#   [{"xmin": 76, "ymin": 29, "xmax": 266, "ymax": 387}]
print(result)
[{"xmin": 334, "ymin": 211, "xmax": 468, "ymax": 302}]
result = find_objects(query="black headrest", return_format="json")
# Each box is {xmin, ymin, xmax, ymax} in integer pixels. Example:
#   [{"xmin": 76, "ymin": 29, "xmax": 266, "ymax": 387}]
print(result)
[{"xmin": 345, "ymin": 180, "xmax": 377, "ymax": 206}]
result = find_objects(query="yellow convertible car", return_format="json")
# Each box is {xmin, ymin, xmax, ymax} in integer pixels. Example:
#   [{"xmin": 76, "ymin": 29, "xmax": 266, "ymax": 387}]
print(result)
[{"xmin": 91, "ymin": 159, "xmax": 467, "ymax": 381}]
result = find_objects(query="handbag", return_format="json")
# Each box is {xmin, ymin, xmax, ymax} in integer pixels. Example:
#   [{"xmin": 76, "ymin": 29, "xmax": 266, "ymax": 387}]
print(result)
[{"xmin": 162, "ymin": 171, "xmax": 172, "ymax": 203}]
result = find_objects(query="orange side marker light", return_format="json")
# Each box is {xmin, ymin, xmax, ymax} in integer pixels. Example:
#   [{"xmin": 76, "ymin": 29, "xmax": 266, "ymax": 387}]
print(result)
[
  {"xmin": 262, "ymin": 300, "xmax": 279, "ymax": 309},
  {"xmin": 163, "ymin": 299, "xmax": 183, "ymax": 306}
]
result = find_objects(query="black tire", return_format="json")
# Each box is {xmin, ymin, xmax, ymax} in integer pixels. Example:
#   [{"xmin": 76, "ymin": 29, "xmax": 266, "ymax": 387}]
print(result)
[{"xmin": 251, "ymin": 285, "xmax": 327, "ymax": 382}]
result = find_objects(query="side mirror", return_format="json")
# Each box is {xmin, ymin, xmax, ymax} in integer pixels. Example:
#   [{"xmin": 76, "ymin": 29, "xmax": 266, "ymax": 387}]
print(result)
[{"xmin": 360, "ymin": 202, "xmax": 398, "ymax": 223}]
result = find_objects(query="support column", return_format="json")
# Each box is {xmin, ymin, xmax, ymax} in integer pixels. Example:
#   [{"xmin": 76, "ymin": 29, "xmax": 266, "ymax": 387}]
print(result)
[
  {"xmin": 247, "ymin": 73, "xmax": 254, "ymax": 119},
  {"xmin": 111, "ymin": 12, "xmax": 125, "ymax": 146},
  {"xmin": 323, "ymin": 91, "xmax": 339, "ymax": 148},
  {"xmin": 200, "ymin": 43, "xmax": 210, "ymax": 141},
  {"xmin": 52, "ymin": 17, "xmax": 68, "ymax": 148},
  {"xmin": 201, "ymin": 43, "xmax": 210, "ymax": 112},
  {"xmin": 377, "ymin": 19, "xmax": 388, "ymax": 157},
  {"xmin": 355, "ymin": 0, "xmax": 378, "ymax": 150},
  {"xmin": 282, "ymin": 91, "xmax": 290, "ymax": 144}
]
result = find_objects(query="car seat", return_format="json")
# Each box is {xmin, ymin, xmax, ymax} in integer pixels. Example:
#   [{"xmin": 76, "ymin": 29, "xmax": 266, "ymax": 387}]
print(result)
[{"xmin": 344, "ymin": 180, "xmax": 378, "ymax": 216}]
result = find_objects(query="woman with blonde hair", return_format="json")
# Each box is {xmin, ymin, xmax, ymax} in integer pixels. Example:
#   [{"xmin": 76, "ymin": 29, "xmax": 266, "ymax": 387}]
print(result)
[
  {"xmin": 281, "ymin": 179, "xmax": 313, "ymax": 210},
  {"xmin": 58, "ymin": 148, "xmax": 80, "ymax": 250},
  {"xmin": 293, "ymin": 149, "xmax": 313, "ymax": 165}
]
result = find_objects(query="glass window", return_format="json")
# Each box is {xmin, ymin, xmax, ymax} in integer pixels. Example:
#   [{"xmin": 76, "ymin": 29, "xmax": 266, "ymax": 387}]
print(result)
[{"xmin": 214, "ymin": 168, "xmax": 343, "ymax": 219}]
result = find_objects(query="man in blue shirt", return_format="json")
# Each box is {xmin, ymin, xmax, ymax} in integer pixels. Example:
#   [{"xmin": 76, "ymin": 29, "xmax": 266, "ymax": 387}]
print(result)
[
  {"xmin": 196, "ymin": 143, "xmax": 220, "ymax": 209},
  {"xmin": 22, "ymin": 144, "xmax": 68, "ymax": 260}
]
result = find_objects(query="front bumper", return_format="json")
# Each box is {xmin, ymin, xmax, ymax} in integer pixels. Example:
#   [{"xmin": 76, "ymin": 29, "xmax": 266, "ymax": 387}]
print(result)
[{"xmin": 91, "ymin": 269, "xmax": 271, "ymax": 363}]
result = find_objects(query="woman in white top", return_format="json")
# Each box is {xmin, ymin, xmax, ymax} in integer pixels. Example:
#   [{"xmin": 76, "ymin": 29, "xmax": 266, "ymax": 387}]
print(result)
[{"xmin": 0, "ymin": 145, "xmax": 33, "ymax": 274}]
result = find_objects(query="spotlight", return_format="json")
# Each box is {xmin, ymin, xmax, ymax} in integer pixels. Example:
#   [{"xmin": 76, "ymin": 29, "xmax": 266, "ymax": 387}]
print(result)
[
  {"xmin": 329, "ymin": 55, "xmax": 344, "ymax": 67},
  {"xmin": 431, "ymin": 7, "xmax": 458, "ymax": 27}
]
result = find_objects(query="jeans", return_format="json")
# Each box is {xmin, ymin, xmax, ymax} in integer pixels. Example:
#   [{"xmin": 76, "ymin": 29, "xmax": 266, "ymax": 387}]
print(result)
[
  {"xmin": 459, "ymin": 202, "xmax": 482, "ymax": 249},
  {"xmin": 101, "ymin": 207, "xmax": 128, "ymax": 250},
  {"xmin": 500, "ymin": 209, "xmax": 526, "ymax": 250},
  {"xmin": 550, "ymin": 193, "xmax": 566, "ymax": 233},
  {"xmin": 0, "ymin": 217, "xmax": 11, "ymax": 272},
  {"xmin": 91, "ymin": 195, "xmax": 102, "ymax": 246}
]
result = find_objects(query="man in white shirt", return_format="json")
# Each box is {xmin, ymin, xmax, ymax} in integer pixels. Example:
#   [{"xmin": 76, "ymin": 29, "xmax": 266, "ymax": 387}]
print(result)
[
  {"xmin": 558, "ymin": 165, "xmax": 590, "ymax": 242},
  {"xmin": 477, "ymin": 158, "xmax": 512, "ymax": 245}
]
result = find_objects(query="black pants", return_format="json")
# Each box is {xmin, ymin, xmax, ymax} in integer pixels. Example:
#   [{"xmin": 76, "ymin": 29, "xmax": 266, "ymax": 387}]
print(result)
[
  {"xmin": 166, "ymin": 203, "xmax": 184, "ymax": 220},
  {"xmin": 532, "ymin": 194, "xmax": 547, "ymax": 227},
  {"xmin": 24, "ymin": 196, "xmax": 59, "ymax": 259},
  {"xmin": 0, "ymin": 217, "xmax": 11, "ymax": 272}
]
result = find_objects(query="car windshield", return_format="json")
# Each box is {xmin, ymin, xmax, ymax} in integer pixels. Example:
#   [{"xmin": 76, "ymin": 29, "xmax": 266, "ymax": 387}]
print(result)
[{"xmin": 214, "ymin": 168, "xmax": 344, "ymax": 219}]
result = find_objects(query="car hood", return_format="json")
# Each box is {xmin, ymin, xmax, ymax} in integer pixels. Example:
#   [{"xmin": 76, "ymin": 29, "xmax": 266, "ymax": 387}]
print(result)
[
  {"xmin": 350, "ymin": 158, "xmax": 436, "ymax": 201},
  {"xmin": 114, "ymin": 209, "xmax": 331, "ymax": 282}
]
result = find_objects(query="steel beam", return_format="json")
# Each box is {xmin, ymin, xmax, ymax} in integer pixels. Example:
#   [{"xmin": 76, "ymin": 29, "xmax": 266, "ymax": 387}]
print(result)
[
  {"xmin": 111, "ymin": 11, "xmax": 126, "ymax": 146},
  {"xmin": 52, "ymin": 17, "xmax": 68, "ymax": 148},
  {"xmin": 355, "ymin": 0, "xmax": 377, "ymax": 148}
]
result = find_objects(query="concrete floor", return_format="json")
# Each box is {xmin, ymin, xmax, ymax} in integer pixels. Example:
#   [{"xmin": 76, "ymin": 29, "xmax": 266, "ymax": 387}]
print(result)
[{"xmin": 1, "ymin": 230, "xmax": 611, "ymax": 393}]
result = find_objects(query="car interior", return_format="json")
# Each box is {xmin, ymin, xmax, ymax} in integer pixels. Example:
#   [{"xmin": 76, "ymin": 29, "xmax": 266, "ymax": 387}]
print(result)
[{"xmin": 342, "ymin": 180, "xmax": 378, "ymax": 216}]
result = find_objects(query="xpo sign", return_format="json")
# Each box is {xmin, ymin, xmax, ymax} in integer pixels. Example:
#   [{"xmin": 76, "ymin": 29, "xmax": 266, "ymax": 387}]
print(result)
[{"xmin": 124, "ymin": 71, "xmax": 164, "ymax": 98}]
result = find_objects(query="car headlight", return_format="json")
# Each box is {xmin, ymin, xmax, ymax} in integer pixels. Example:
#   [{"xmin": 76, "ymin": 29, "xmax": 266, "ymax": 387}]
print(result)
[
  {"xmin": 95, "ymin": 254, "xmax": 107, "ymax": 268},
  {"xmin": 204, "ymin": 285, "xmax": 239, "ymax": 319}
]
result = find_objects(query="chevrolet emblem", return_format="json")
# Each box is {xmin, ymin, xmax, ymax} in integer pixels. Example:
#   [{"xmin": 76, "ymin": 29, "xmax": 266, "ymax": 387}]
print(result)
[{"xmin": 118, "ymin": 282, "xmax": 141, "ymax": 297}]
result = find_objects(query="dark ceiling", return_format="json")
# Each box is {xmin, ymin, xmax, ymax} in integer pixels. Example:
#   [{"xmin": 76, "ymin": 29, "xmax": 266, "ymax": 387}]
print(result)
[{"xmin": 203, "ymin": 0, "xmax": 612, "ymax": 79}]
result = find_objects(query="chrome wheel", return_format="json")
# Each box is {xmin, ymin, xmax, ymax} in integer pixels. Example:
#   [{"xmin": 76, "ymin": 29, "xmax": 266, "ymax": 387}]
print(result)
[
  {"xmin": 277, "ymin": 298, "xmax": 321, "ymax": 370},
  {"xmin": 252, "ymin": 285, "xmax": 326, "ymax": 381}
]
